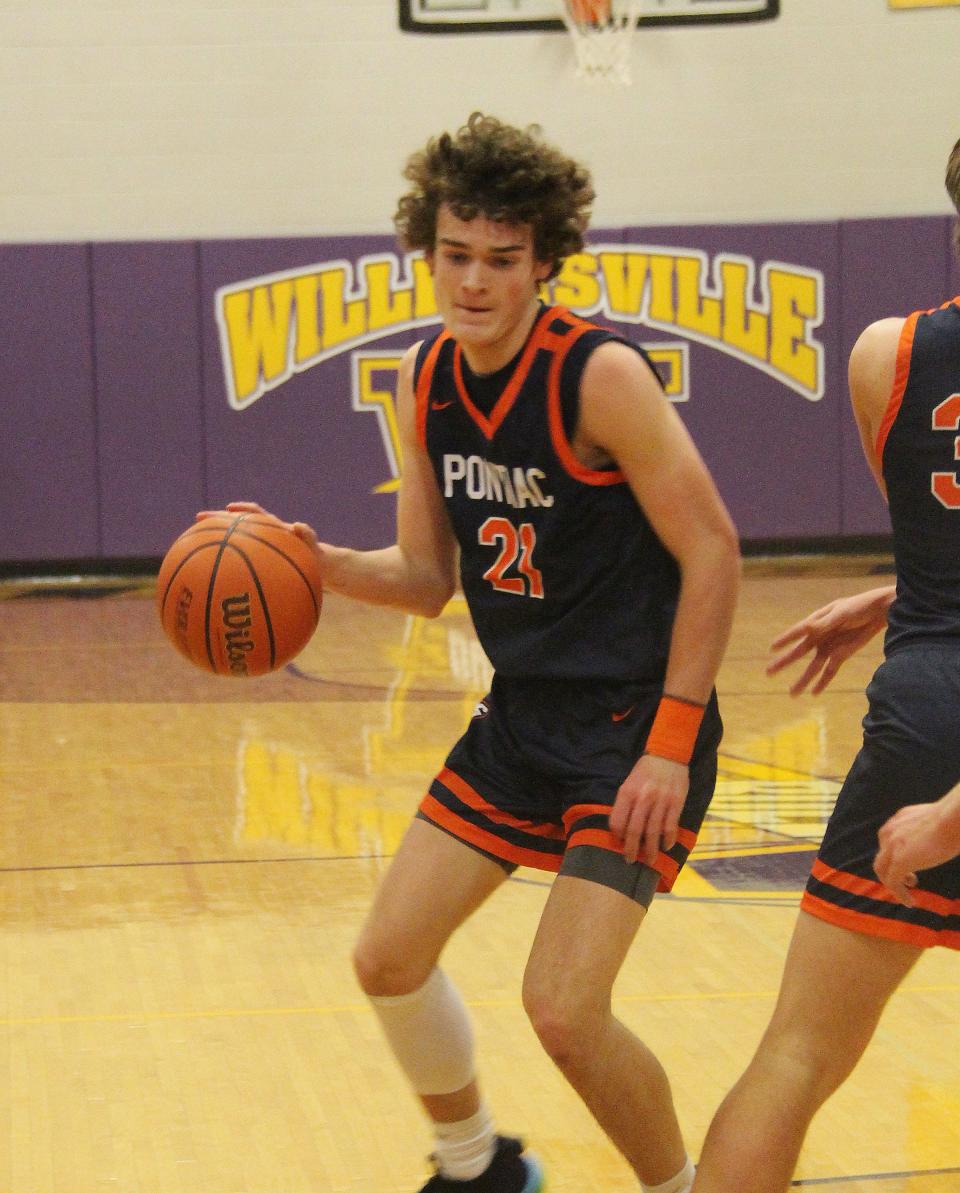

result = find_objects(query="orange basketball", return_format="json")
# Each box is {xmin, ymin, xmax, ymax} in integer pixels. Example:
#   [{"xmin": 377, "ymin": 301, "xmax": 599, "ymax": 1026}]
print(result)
[{"xmin": 156, "ymin": 512, "xmax": 323, "ymax": 677}]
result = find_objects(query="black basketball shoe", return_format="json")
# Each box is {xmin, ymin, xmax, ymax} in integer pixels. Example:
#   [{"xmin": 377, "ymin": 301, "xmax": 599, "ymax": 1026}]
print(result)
[{"xmin": 418, "ymin": 1135, "xmax": 543, "ymax": 1193}]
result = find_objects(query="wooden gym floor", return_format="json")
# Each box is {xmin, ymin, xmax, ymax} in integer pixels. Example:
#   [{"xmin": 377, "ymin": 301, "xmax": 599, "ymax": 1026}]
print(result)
[{"xmin": 0, "ymin": 555, "xmax": 958, "ymax": 1193}]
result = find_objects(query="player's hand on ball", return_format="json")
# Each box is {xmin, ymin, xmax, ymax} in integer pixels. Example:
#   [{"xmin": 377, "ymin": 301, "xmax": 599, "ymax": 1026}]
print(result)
[{"xmin": 197, "ymin": 502, "xmax": 321, "ymax": 552}]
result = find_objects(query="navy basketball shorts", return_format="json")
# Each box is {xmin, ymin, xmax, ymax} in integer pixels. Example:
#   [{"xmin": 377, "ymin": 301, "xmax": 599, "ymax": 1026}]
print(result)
[
  {"xmin": 417, "ymin": 673, "xmax": 722, "ymax": 907},
  {"xmin": 803, "ymin": 644, "xmax": 960, "ymax": 949}
]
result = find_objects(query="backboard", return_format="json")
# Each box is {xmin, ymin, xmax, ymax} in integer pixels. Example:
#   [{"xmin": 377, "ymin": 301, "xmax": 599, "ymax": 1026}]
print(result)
[{"xmin": 399, "ymin": 0, "xmax": 779, "ymax": 33}]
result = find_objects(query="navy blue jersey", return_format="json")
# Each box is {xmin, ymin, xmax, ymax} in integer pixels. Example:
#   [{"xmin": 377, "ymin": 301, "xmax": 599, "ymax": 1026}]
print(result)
[
  {"xmin": 879, "ymin": 297, "xmax": 960, "ymax": 653},
  {"xmin": 414, "ymin": 304, "xmax": 680, "ymax": 681}
]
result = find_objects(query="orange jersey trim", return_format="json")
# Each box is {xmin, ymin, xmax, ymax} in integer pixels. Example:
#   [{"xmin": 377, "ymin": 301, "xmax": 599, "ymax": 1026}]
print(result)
[
  {"xmin": 874, "ymin": 310, "xmax": 921, "ymax": 466},
  {"xmin": 437, "ymin": 767, "xmax": 566, "ymax": 839},
  {"xmin": 561, "ymin": 801, "xmax": 615, "ymax": 829},
  {"xmin": 451, "ymin": 306, "xmax": 557, "ymax": 441},
  {"xmin": 810, "ymin": 857, "xmax": 960, "ymax": 918},
  {"xmin": 416, "ymin": 332, "xmax": 452, "ymax": 451},
  {"xmin": 562, "ymin": 828, "xmax": 688, "ymax": 893},
  {"xmin": 801, "ymin": 891, "xmax": 960, "ymax": 951},
  {"xmin": 419, "ymin": 793, "xmax": 563, "ymax": 872},
  {"xmin": 561, "ymin": 802, "xmax": 696, "ymax": 849},
  {"xmin": 546, "ymin": 314, "xmax": 625, "ymax": 486}
]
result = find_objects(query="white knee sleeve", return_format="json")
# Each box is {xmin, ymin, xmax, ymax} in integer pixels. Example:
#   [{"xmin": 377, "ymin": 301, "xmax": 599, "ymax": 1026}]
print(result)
[{"xmin": 367, "ymin": 967, "xmax": 476, "ymax": 1096}]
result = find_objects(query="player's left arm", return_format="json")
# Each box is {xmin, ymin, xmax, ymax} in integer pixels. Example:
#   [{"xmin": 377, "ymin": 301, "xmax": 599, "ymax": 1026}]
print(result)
[
  {"xmin": 875, "ymin": 780, "xmax": 960, "ymax": 906},
  {"xmin": 576, "ymin": 341, "xmax": 742, "ymax": 865}
]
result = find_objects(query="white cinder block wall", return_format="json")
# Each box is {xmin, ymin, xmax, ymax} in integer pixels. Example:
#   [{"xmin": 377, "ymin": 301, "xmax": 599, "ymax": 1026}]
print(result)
[{"xmin": 0, "ymin": 1, "xmax": 957, "ymax": 242}]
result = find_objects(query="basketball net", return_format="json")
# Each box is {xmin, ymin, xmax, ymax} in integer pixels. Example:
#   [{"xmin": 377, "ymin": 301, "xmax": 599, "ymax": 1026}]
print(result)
[{"xmin": 559, "ymin": 0, "xmax": 642, "ymax": 86}]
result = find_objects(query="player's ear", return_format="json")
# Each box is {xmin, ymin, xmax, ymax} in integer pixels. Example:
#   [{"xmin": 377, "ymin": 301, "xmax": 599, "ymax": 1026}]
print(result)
[{"xmin": 534, "ymin": 259, "xmax": 553, "ymax": 284}]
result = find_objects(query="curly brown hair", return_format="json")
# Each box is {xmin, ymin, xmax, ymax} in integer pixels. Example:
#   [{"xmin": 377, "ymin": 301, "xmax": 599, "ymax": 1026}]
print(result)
[
  {"xmin": 947, "ymin": 136, "xmax": 960, "ymax": 258},
  {"xmin": 394, "ymin": 112, "xmax": 595, "ymax": 280}
]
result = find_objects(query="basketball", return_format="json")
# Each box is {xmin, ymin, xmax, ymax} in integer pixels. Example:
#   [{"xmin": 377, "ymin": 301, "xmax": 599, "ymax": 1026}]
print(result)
[{"xmin": 156, "ymin": 512, "xmax": 323, "ymax": 677}]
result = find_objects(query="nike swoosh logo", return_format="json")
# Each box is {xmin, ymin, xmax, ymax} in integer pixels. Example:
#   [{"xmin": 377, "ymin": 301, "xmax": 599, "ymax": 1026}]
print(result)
[
  {"xmin": 611, "ymin": 705, "xmax": 635, "ymax": 722},
  {"xmin": 431, "ymin": 399, "xmax": 454, "ymax": 411}
]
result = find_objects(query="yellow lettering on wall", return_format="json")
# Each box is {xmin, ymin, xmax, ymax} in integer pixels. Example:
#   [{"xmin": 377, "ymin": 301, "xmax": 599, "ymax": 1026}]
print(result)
[
  {"xmin": 355, "ymin": 356, "xmax": 403, "ymax": 493},
  {"xmin": 768, "ymin": 269, "xmax": 822, "ymax": 393},
  {"xmin": 720, "ymin": 260, "xmax": 768, "ymax": 361},
  {"xmin": 552, "ymin": 252, "xmax": 602, "ymax": 310},
  {"xmin": 221, "ymin": 281, "xmax": 295, "ymax": 404},
  {"xmin": 294, "ymin": 274, "xmax": 321, "ymax": 364},
  {"xmin": 364, "ymin": 261, "xmax": 414, "ymax": 331},
  {"xmin": 319, "ymin": 266, "xmax": 367, "ymax": 350},
  {"xmin": 674, "ymin": 256, "xmax": 721, "ymax": 338},
  {"xmin": 598, "ymin": 252, "xmax": 648, "ymax": 317},
  {"xmin": 412, "ymin": 256, "xmax": 438, "ymax": 319},
  {"xmin": 647, "ymin": 255, "xmax": 676, "ymax": 324},
  {"xmin": 646, "ymin": 346, "xmax": 687, "ymax": 400}
]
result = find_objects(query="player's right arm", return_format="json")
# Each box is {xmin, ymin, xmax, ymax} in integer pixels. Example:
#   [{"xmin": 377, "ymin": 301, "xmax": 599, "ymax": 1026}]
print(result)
[
  {"xmin": 210, "ymin": 344, "xmax": 459, "ymax": 619},
  {"xmin": 767, "ymin": 316, "xmax": 906, "ymax": 695}
]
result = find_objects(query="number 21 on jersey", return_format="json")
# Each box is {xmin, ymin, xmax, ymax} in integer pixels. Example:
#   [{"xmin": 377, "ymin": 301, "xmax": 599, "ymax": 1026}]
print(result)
[{"xmin": 479, "ymin": 517, "xmax": 544, "ymax": 599}]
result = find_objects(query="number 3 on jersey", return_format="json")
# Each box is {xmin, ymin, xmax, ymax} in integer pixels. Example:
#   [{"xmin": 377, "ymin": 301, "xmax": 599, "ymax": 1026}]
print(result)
[
  {"xmin": 932, "ymin": 393, "xmax": 960, "ymax": 509},
  {"xmin": 479, "ymin": 517, "xmax": 544, "ymax": 599}
]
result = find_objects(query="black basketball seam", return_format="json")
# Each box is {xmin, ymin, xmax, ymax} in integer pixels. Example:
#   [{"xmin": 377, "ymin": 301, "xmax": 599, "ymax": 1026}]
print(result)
[
  {"xmin": 226, "ymin": 527, "xmax": 321, "ymax": 619},
  {"xmin": 203, "ymin": 514, "xmax": 248, "ymax": 672},
  {"xmin": 223, "ymin": 541, "xmax": 278, "ymax": 669},
  {"xmin": 159, "ymin": 542, "xmax": 220, "ymax": 639},
  {"xmin": 174, "ymin": 516, "xmax": 281, "ymax": 541}
]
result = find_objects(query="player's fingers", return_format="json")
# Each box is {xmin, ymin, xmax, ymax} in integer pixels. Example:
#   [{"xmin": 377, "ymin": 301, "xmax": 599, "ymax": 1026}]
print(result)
[
  {"xmin": 290, "ymin": 521, "xmax": 319, "ymax": 545},
  {"xmin": 766, "ymin": 639, "xmax": 814, "ymax": 676},
  {"xmin": 641, "ymin": 807, "xmax": 668, "ymax": 866},
  {"xmin": 619, "ymin": 805, "xmax": 647, "ymax": 865},
  {"xmin": 787, "ymin": 653, "xmax": 827, "ymax": 697},
  {"xmin": 659, "ymin": 819, "xmax": 678, "ymax": 855},
  {"xmin": 225, "ymin": 501, "xmax": 266, "ymax": 513},
  {"xmin": 769, "ymin": 623, "xmax": 810, "ymax": 652},
  {"xmin": 808, "ymin": 656, "xmax": 842, "ymax": 695},
  {"xmin": 891, "ymin": 873, "xmax": 917, "ymax": 907}
]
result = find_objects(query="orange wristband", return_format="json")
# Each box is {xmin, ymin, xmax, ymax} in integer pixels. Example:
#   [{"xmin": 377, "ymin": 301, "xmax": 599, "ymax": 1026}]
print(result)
[{"xmin": 643, "ymin": 695, "xmax": 705, "ymax": 766}]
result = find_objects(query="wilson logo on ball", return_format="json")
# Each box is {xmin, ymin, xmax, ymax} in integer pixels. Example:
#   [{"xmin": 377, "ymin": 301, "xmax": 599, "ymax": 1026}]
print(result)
[{"xmin": 221, "ymin": 592, "xmax": 255, "ymax": 676}]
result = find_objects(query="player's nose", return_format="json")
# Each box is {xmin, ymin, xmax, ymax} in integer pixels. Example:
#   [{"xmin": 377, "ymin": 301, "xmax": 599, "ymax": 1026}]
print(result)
[{"xmin": 461, "ymin": 260, "xmax": 487, "ymax": 290}]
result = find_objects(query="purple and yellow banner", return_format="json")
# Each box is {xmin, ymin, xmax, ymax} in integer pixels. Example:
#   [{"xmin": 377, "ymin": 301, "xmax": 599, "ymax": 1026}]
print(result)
[{"xmin": 2, "ymin": 217, "xmax": 958, "ymax": 563}]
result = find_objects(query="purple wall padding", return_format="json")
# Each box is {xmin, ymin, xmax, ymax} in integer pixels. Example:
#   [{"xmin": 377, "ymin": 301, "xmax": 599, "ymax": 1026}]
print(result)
[
  {"xmin": 1, "ymin": 217, "xmax": 958, "ymax": 565},
  {"xmin": 200, "ymin": 236, "xmax": 424, "ymax": 550},
  {"xmin": 621, "ymin": 222, "xmax": 842, "ymax": 541},
  {"xmin": 92, "ymin": 242, "xmax": 206, "ymax": 556},
  {"xmin": 0, "ymin": 244, "xmax": 99, "ymax": 561},
  {"xmin": 838, "ymin": 216, "xmax": 954, "ymax": 535}
]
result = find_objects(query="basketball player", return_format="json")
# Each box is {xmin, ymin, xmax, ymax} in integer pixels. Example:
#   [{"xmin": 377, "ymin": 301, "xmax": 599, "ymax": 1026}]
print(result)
[
  {"xmin": 207, "ymin": 113, "xmax": 740, "ymax": 1192},
  {"xmin": 691, "ymin": 135, "xmax": 960, "ymax": 1193}
]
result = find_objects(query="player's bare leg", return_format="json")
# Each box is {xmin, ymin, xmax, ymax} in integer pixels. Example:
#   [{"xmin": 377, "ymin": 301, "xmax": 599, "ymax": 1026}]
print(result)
[
  {"xmin": 691, "ymin": 912, "xmax": 922, "ymax": 1193},
  {"xmin": 353, "ymin": 817, "xmax": 509, "ymax": 1117},
  {"xmin": 522, "ymin": 872, "xmax": 689, "ymax": 1187},
  {"xmin": 354, "ymin": 817, "xmax": 543, "ymax": 1189}
]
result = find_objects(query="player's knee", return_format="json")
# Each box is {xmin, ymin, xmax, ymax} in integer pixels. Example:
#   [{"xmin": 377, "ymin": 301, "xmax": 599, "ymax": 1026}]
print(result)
[
  {"xmin": 753, "ymin": 1024, "xmax": 857, "ymax": 1108},
  {"xmin": 522, "ymin": 978, "xmax": 603, "ymax": 1070},
  {"xmin": 352, "ymin": 936, "xmax": 431, "ymax": 998}
]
